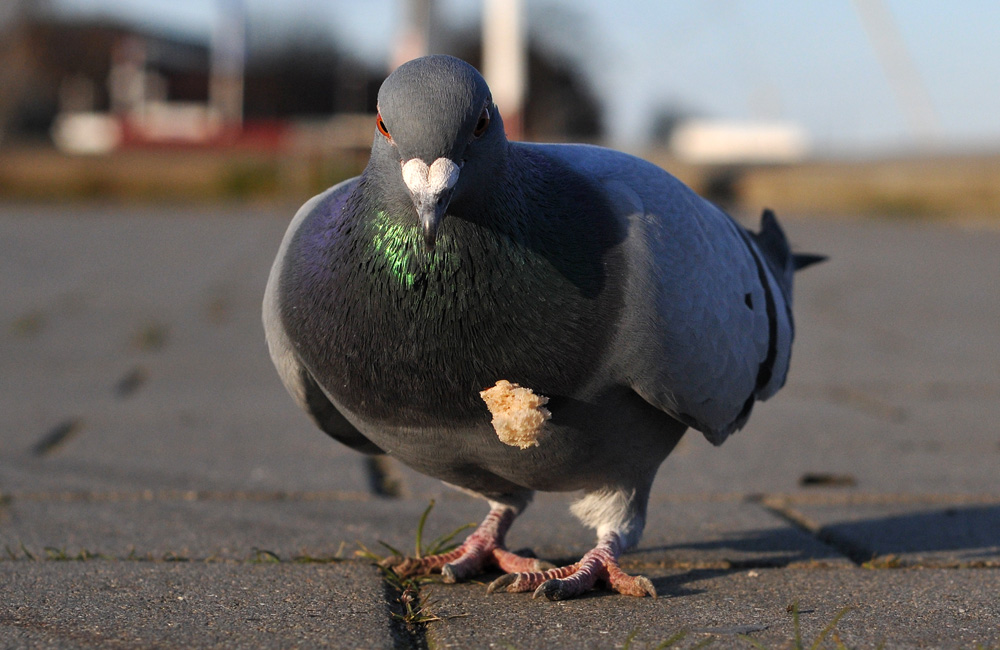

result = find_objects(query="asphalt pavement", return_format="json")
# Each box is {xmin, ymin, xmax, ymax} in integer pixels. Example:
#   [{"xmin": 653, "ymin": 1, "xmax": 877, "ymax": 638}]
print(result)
[{"xmin": 1, "ymin": 203, "xmax": 998, "ymax": 649}]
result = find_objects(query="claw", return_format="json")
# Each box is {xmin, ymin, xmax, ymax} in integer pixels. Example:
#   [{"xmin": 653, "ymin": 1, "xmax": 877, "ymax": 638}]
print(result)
[
  {"xmin": 486, "ymin": 573, "xmax": 519, "ymax": 594},
  {"xmin": 441, "ymin": 564, "xmax": 459, "ymax": 584},
  {"xmin": 532, "ymin": 579, "xmax": 567, "ymax": 601}
]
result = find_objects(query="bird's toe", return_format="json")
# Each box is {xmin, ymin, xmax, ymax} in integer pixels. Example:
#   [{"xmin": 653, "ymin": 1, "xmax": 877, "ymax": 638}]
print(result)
[
  {"xmin": 492, "ymin": 547, "xmax": 554, "ymax": 573},
  {"xmin": 532, "ymin": 578, "xmax": 579, "ymax": 601},
  {"xmin": 485, "ymin": 572, "xmax": 521, "ymax": 594},
  {"xmin": 611, "ymin": 573, "xmax": 657, "ymax": 599}
]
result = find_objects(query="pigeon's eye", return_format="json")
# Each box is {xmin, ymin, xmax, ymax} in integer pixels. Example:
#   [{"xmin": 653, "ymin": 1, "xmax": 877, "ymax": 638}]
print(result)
[
  {"xmin": 473, "ymin": 107, "xmax": 490, "ymax": 138},
  {"xmin": 376, "ymin": 113, "xmax": 391, "ymax": 139}
]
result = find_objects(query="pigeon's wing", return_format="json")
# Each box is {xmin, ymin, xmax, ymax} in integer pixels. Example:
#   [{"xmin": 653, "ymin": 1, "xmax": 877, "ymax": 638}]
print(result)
[
  {"xmin": 537, "ymin": 144, "xmax": 794, "ymax": 445},
  {"xmin": 263, "ymin": 178, "xmax": 385, "ymax": 455}
]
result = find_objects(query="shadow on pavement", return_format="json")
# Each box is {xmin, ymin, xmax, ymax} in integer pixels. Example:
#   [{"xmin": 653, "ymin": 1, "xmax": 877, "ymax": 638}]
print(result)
[{"xmin": 817, "ymin": 503, "xmax": 1000, "ymax": 563}]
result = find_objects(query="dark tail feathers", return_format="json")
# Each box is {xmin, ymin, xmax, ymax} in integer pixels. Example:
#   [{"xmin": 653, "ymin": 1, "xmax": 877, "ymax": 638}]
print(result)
[
  {"xmin": 793, "ymin": 252, "xmax": 828, "ymax": 270},
  {"xmin": 751, "ymin": 209, "xmax": 791, "ymax": 275},
  {"xmin": 749, "ymin": 209, "xmax": 827, "ymax": 298}
]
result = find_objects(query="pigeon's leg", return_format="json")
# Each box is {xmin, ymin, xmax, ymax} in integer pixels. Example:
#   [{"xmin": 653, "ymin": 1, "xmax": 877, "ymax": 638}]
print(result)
[
  {"xmin": 486, "ymin": 530, "xmax": 655, "ymax": 600},
  {"xmin": 488, "ymin": 484, "xmax": 658, "ymax": 600},
  {"xmin": 381, "ymin": 503, "xmax": 551, "ymax": 582}
]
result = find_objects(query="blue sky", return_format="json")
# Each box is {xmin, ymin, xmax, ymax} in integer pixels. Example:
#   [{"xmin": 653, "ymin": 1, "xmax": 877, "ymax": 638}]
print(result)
[{"xmin": 51, "ymin": 0, "xmax": 1000, "ymax": 153}]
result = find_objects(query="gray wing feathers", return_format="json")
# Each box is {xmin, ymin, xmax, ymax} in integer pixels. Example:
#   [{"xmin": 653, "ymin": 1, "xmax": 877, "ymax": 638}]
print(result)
[
  {"xmin": 543, "ymin": 144, "xmax": 793, "ymax": 444},
  {"xmin": 635, "ymin": 202, "xmax": 792, "ymax": 444}
]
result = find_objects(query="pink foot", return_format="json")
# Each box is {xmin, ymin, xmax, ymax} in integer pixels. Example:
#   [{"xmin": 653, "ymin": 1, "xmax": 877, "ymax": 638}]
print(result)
[
  {"xmin": 380, "ymin": 506, "xmax": 551, "ymax": 582},
  {"xmin": 487, "ymin": 532, "xmax": 656, "ymax": 600}
]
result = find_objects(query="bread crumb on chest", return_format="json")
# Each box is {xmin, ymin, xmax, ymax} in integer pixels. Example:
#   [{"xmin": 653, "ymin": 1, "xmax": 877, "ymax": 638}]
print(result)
[{"xmin": 479, "ymin": 380, "xmax": 552, "ymax": 449}]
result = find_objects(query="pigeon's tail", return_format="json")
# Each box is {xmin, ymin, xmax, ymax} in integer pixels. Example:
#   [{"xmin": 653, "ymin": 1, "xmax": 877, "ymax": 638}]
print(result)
[
  {"xmin": 748, "ymin": 209, "xmax": 826, "ymax": 302},
  {"xmin": 793, "ymin": 252, "xmax": 827, "ymax": 271}
]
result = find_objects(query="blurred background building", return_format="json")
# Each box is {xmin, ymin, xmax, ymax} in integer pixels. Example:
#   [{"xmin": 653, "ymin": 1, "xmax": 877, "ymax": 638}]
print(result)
[
  {"xmin": 1, "ymin": 0, "xmax": 998, "ymax": 215},
  {"xmin": 0, "ymin": 0, "xmax": 601, "ymax": 151}
]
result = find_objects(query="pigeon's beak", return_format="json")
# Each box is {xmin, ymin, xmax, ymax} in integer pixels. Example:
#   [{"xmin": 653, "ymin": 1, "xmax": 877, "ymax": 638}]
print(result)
[
  {"xmin": 416, "ymin": 193, "xmax": 452, "ymax": 248},
  {"xmin": 401, "ymin": 158, "xmax": 461, "ymax": 248}
]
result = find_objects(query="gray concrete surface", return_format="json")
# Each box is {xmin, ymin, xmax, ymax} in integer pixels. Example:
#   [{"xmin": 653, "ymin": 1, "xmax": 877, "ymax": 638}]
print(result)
[
  {"xmin": 1, "ymin": 562, "xmax": 390, "ymax": 649},
  {"xmin": 424, "ymin": 567, "xmax": 1000, "ymax": 649},
  {"xmin": 2, "ymin": 204, "xmax": 998, "ymax": 649}
]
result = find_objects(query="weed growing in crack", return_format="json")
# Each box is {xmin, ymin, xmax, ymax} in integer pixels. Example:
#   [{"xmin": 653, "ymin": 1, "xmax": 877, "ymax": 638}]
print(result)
[
  {"xmin": 356, "ymin": 500, "xmax": 472, "ymax": 627},
  {"xmin": 246, "ymin": 541, "xmax": 350, "ymax": 565},
  {"xmin": 861, "ymin": 554, "xmax": 905, "ymax": 569},
  {"xmin": 739, "ymin": 602, "xmax": 875, "ymax": 650},
  {"xmin": 624, "ymin": 628, "xmax": 714, "ymax": 649},
  {"xmin": 363, "ymin": 499, "xmax": 474, "ymax": 562},
  {"xmin": 43, "ymin": 547, "xmax": 108, "ymax": 561},
  {"xmin": 249, "ymin": 548, "xmax": 281, "ymax": 564},
  {"xmin": 5, "ymin": 543, "xmax": 36, "ymax": 561},
  {"xmin": 355, "ymin": 550, "xmax": 445, "ymax": 626},
  {"xmin": 5, "ymin": 543, "xmax": 109, "ymax": 562},
  {"xmin": 292, "ymin": 541, "xmax": 349, "ymax": 564}
]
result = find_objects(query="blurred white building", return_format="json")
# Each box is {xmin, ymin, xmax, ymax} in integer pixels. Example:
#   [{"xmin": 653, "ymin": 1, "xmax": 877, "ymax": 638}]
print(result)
[{"xmin": 668, "ymin": 119, "xmax": 809, "ymax": 165}]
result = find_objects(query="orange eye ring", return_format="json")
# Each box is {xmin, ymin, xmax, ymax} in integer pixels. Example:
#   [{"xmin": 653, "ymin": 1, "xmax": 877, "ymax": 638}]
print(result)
[
  {"xmin": 376, "ymin": 113, "xmax": 391, "ymax": 139},
  {"xmin": 473, "ymin": 107, "xmax": 490, "ymax": 137}
]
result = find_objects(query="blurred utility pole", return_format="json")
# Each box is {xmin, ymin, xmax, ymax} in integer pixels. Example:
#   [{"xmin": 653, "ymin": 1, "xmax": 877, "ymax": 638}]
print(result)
[
  {"xmin": 108, "ymin": 36, "xmax": 148, "ymax": 115},
  {"xmin": 852, "ymin": 0, "xmax": 939, "ymax": 145},
  {"xmin": 393, "ymin": 0, "xmax": 434, "ymax": 71},
  {"xmin": 482, "ymin": 0, "xmax": 525, "ymax": 139},
  {"xmin": 0, "ymin": 0, "xmax": 34, "ymax": 144},
  {"xmin": 211, "ymin": 0, "xmax": 245, "ymax": 128}
]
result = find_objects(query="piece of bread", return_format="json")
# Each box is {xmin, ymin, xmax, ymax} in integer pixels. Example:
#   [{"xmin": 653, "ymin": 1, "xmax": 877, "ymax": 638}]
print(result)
[{"xmin": 480, "ymin": 380, "xmax": 552, "ymax": 449}]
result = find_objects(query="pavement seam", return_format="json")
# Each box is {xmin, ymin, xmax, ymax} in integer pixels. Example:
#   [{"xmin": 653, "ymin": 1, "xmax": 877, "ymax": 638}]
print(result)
[
  {"xmin": 6, "ymin": 488, "xmax": 996, "ymax": 505},
  {"xmin": 0, "ymin": 549, "xmax": 367, "ymax": 565},
  {"xmin": 751, "ymin": 494, "xmax": 873, "ymax": 565},
  {"xmin": 380, "ymin": 577, "xmax": 431, "ymax": 650},
  {"xmin": 750, "ymin": 495, "xmax": 1000, "ymax": 569},
  {"xmin": 0, "ymin": 489, "xmax": 375, "ymax": 503}
]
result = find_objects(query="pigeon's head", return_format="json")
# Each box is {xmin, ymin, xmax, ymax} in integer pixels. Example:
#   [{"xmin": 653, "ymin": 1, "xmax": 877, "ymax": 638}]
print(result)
[{"xmin": 372, "ymin": 55, "xmax": 506, "ymax": 247}]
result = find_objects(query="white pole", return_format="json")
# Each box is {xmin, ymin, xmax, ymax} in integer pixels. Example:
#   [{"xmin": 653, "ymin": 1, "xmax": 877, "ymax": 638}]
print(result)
[
  {"xmin": 483, "ymin": 0, "xmax": 526, "ymax": 139},
  {"xmin": 392, "ymin": 0, "xmax": 433, "ymax": 71},
  {"xmin": 211, "ymin": 0, "xmax": 245, "ymax": 128}
]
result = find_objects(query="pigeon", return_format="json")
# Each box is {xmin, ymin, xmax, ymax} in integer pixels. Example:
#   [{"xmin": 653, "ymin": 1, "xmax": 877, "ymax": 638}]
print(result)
[{"xmin": 263, "ymin": 55, "xmax": 823, "ymax": 600}]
